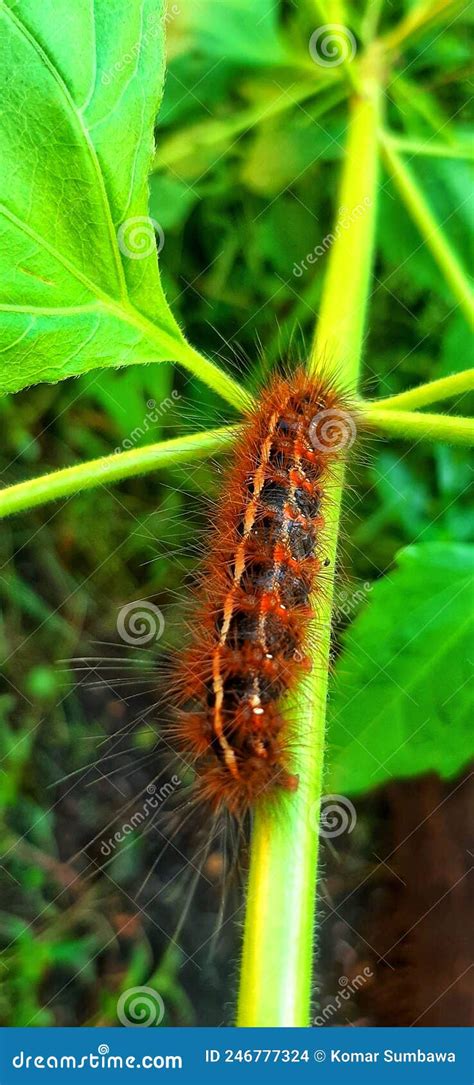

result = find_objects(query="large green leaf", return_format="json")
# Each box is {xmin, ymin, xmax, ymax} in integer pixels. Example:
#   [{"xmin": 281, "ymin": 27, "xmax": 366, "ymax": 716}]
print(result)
[
  {"xmin": 327, "ymin": 543, "xmax": 474, "ymax": 794},
  {"xmin": 0, "ymin": 0, "xmax": 201, "ymax": 396}
]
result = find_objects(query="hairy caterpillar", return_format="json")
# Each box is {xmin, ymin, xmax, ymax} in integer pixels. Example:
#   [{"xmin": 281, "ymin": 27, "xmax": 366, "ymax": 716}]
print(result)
[{"xmin": 171, "ymin": 368, "xmax": 356, "ymax": 819}]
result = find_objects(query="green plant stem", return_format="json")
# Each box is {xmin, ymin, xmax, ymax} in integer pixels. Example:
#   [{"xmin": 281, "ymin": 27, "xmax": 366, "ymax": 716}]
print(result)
[
  {"xmin": 153, "ymin": 82, "xmax": 343, "ymax": 172},
  {"xmin": 152, "ymin": 335, "xmax": 252, "ymax": 412},
  {"xmin": 312, "ymin": 0, "xmax": 360, "ymax": 91},
  {"xmin": 391, "ymin": 76, "xmax": 458, "ymax": 147},
  {"xmin": 312, "ymin": 0, "xmax": 348, "ymax": 25},
  {"xmin": 383, "ymin": 132, "xmax": 474, "ymax": 160},
  {"xmin": 0, "ymin": 427, "xmax": 238, "ymax": 520},
  {"xmin": 362, "ymin": 406, "xmax": 474, "ymax": 445},
  {"xmin": 237, "ymin": 54, "xmax": 382, "ymax": 1027},
  {"xmin": 371, "ymin": 369, "xmax": 474, "ymax": 411},
  {"xmin": 380, "ymin": 135, "xmax": 474, "ymax": 327},
  {"xmin": 381, "ymin": 0, "xmax": 463, "ymax": 52},
  {"xmin": 104, "ymin": 299, "xmax": 253, "ymax": 412},
  {"xmin": 2, "ymin": 399, "xmax": 471, "ymax": 523},
  {"xmin": 360, "ymin": 0, "xmax": 384, "ymax": 44}
]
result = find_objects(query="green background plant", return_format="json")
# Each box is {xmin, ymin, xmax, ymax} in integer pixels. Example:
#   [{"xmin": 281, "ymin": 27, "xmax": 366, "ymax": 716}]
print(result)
[{"xmin": 0, "ymin": 0, "xmax": 473, "ymax": 1028}]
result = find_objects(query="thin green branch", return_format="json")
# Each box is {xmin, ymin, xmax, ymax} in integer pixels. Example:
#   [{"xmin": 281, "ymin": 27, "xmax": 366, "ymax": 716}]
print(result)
[
  {"xmin": 362, "ymin": 406, "xmax": 474, "ymax": 446},
  {"xmin": 371, "ymin": 369, "xmax": 474, "ymax": 411},
  {"xmin": 0, "ymin": 427, "xmax": 238, "ymax": 520},
  {"xmin": 360, "ymin": 0, "xmax": 384, "ymax": 44},
  {"xmin": 237, "ymin": 49, "xmax": 383, "ymax": 1027},
  {"xmin": 153, "ymin": 81, "xmax": 344, "ymax": 173},
  {"xmin": 4, "ymin": 383, "xmax": 470, "ymax": 524},
  {"xmin": 381, "ymin": 0, "xmax": 463, "ymax": 53},
  {"xmin": 390, "ymin": 76, "xmax": 460, "ymax": 148},
  {"xmin": 380, "ymin": 134, "xmax": 474, "ymax": 327},
  {"xmin": 149, "ymin": 335, "xmax": 253, "ymax": 413},
  {"xmin": 311, "ymin": 0, "xmax": 360, "ymax": 91},
  {"xmin": 383, "ymin": 132, "xmax": 474, "ymax": 161},
  {"xmin": 311, "ymin": 0, "xmax": 349, "ymax": 25}
]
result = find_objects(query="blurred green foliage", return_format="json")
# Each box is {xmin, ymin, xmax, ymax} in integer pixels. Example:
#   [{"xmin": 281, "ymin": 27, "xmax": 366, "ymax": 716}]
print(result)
[
  {"xmin": 1, "ymin": 0, "xmax": 473, "ymax": 1026},
  {"xmin": 328, "ymin": 543, "xmax": 474, "ymax": 793}
]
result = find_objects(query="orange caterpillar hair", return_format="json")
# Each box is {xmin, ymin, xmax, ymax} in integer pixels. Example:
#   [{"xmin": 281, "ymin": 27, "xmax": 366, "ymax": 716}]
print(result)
[{"xmin": 171, "ymin": 367, "xmax": 356, "ymax": 818}]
